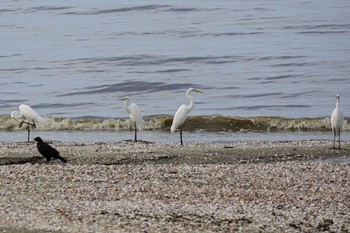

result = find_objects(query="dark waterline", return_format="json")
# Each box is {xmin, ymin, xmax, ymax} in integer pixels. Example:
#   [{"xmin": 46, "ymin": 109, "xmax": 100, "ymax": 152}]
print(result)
[{"xmin": 2, "ymin": 130, "xmax": 350, "ymax": 144}]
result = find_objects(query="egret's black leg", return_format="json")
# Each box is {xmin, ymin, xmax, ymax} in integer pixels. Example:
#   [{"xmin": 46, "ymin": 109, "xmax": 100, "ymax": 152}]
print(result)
[
  {"xmin": 27, "ymin": 126, "xmax": 30, "ymax": 143},
  {"xmin": 339, "ymin": 131, "xmax": 341, "ymax": 149},
  {"xmin": 180, "ymin": 129, "xmax": 183, "ymax": 146},
  {"xmin": 333, "ymin": 130, "xmax": 336, "ymax": 149},
  {"xmin": 20, "ymin": 121, "xmax": 35, "ymax": 142},
  {"xmin": 134, "ymin": 122, "xmax": 137, "ymax": 142}
]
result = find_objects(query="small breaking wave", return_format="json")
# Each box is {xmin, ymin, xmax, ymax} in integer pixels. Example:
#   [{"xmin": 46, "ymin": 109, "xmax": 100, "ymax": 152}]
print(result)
[{"xmin": 0, "ymin": 115, "xmax": 348, "ymax": 132}]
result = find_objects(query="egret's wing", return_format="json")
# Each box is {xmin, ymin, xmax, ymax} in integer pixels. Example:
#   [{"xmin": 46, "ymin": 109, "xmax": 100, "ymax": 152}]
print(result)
[
  {"xmin": 171, "ymin": 105, "xmax": 188, "ymax": 133},
  {"xmin": 331, "ymin": 108, "xmax": 345, "ymax": 129},
  {"xmin": 19, "ymin": 104, "xmax": 43, "ymax": 123},
  {"xmin": 330, "ymin": 108, "xmax": 336, "ymax": 128},
  {"xmin": 339, "ymin": 110, "xmax": 344, "ymax": 128},
  {"xmin": 129, "ymin": 103, "xmax": 144, "ymax": 131}
]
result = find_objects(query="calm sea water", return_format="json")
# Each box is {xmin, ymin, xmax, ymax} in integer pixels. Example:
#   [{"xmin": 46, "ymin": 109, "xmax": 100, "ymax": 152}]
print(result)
[{"xmin": 1, "ymin": 1, "xmax": 350, "ymax": 143}]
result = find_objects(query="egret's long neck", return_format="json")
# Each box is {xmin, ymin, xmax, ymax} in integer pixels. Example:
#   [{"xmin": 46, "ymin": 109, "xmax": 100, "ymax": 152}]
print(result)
[
  {"xmin": 336, "ymin": 98, "xmax": 340, "ymax": 110},
  {"xmin": 124, "ymin": 99, "xmax": 132, "ymax": 114},
  {"xmin": 187, "ymin": 93, "xmax": 194, "ymax": 111},
  {"xmin": 11, "ymin": 111, "xmax": 22, "ymax": 121}
]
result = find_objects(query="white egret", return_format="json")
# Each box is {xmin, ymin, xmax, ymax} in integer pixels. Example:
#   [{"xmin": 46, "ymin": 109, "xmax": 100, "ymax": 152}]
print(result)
[
  {"xmin": 11, "ymin": 104, "xmax": 43, "ymax": 142},
  {"xmin": 330, "ymin": 95, "xmax": 344, "ymax": 149},
  {"xmin": 171, "ymin": 88, "xmax": 203, "ymax": 145},
  {"xmin": 120, "ymin": 97, "xmax": 144, "ymax": 142}
]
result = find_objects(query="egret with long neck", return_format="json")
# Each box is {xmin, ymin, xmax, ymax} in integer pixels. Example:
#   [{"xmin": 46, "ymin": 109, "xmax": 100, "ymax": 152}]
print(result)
[
  {"xmin": 330, "ymin": 95, "xmax": 344, "ymax": 149},
  {"xmin": 171, "ymin": 88, "xmax": 203, "ymax": 145},
  {"xmin": 120, "ymin": 97, "xmax": 144, "ymax": 142}
]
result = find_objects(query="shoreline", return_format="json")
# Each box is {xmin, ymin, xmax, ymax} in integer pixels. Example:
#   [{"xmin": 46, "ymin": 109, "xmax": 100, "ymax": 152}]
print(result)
[
  {"xmin": 0, "ymin": 140, "xmax": 349, "ymax": 166},
  {"xmin": 0, "ymin": 141, "xmax": 349, "ymax": 232}
]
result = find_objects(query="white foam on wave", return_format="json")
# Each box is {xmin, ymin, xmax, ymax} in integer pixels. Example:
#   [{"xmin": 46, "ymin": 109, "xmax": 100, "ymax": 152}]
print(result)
[{"xmin": 0, "ymin": 115, "xmax": 348, "ymax": 132}]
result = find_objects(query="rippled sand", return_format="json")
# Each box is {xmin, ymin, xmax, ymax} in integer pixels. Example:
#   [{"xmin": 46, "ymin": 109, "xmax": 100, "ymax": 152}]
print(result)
[{"xmin": 0, "ymin": 141, "xmax": 349, "ymax": 232}]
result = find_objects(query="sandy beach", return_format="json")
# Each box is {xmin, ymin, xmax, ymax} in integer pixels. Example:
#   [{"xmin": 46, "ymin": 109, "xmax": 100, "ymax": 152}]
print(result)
[{"xmin": 0, "ymin": 140, "xmax": 349, "ymax": 232}]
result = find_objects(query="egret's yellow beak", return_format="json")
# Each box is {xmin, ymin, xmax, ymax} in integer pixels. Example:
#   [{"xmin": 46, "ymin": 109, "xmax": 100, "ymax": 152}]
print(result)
[
  {"xmin": 120, "ymin": 97, "xmax": 128, "ymax": 101},
  {"xmin": 12, "ymin": 117, "xmax": 21, "ymax": 123},
  {"xmin": 193, "ymin": 89, "xmax": 203, "ymax": 93},
  {"xmin": 10, "ymin": 113, "xmax": 21, "ymax": 123}
]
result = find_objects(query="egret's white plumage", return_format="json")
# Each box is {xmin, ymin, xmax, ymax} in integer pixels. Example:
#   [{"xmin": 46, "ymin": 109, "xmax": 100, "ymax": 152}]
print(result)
[
  {"xmin": 171, "ymin": 88, "xmax": 203, "ymax": 145},
  {"xmin": 11, "ymin": 104, "xmax": 43, "ymax": 142},
  {"xmin": 330, "ymin": 95, "xmax": 344, "ymax": 149},
  {"xmin": 120, "ymin": 97, "xmax": 144, "ymax": 141},
  {"xmin": 11, "ymin": 104, "xmax": 43, "ymax": 124}
]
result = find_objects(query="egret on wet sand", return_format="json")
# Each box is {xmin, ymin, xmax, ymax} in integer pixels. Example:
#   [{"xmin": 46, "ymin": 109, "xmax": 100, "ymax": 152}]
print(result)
[
  {"xmin": 11, "ymin": 104, "xmax": 43, "ymax": 142},
  {"xmin": 171, "ymin": 88, "xmax": 203, "ymax": 145},
  {"xmin": 331, "ymin": 95, "xmax": 344, "ymax": 149},
  {"xmin": 120, "ymin": 97, "xmax": 144, "ymax": 142}
]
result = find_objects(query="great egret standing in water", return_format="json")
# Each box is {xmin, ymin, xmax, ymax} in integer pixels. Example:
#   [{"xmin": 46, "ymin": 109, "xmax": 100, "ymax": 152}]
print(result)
[
  {"xmin": 120, "ymin": 97, "xmax": 144, "ymax": 142},
  {"xmin": 11, "ymin": 104, "xmax": 43, "ymax": 142},
  {"xmin": 171, "ymin": 88, "xmax": 203, "ymax": 145},
  {"xmin": 331, "ymin": 95, "xmax": 344, "ymax": 149}
]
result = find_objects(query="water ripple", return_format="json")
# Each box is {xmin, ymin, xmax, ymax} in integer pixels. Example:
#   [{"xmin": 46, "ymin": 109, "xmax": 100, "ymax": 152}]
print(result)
[
  {"xmin": 265, "ymin": 74, "xmax": 303, "ymax": 80},
  {"xmin": 57, "ymin": 81, "xmax": 206, "ymax": 97},
  {"xmin": 231, "ymin": 104, "xmax": 310, "ymax": 111},
  {"xmin": 74, "ymin": 55, "xmax": 242, "ymax": 66},
  {"xmin": 63, "ymin": 5, "xmax": 203, "ymax": 15}
]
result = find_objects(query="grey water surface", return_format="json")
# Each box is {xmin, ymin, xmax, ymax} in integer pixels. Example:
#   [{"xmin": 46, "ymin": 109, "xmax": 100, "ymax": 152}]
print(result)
[{"xmin": 1, "ymin": 0, "xmax": 349, "ymax": 119}]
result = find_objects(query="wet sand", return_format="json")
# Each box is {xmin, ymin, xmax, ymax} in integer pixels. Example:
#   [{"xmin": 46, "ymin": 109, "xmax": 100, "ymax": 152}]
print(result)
[{"xmin": 0, "ymin": 141, "xmax": 349, "ymax": 232}]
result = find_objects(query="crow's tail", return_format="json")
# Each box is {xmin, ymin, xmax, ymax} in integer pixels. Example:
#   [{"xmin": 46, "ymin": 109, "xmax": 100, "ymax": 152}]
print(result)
[{"xmin": 58, "ymin": 155, "xmax": 68, "ymax": 163}]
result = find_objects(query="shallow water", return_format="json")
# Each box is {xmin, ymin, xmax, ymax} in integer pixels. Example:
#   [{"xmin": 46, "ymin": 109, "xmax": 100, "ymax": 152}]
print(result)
[
  {"xmin": 2, "ymin": 129, "xmax": 350, "ymax": 144},
  {"xmin": 1, "ymin": 0, "xmax": 349, "ymax": 120}
]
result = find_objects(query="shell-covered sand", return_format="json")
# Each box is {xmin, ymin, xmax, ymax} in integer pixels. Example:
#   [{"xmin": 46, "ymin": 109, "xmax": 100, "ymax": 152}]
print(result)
[{"xmin": 0, "ymin": 141, "xmax": 349, "ymax": 232}]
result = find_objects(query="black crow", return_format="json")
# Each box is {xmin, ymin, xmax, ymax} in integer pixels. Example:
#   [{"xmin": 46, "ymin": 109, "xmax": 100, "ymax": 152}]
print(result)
[{"xmin": 34, "ymin": 137, "xmax": 67, "ymax": 163}]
